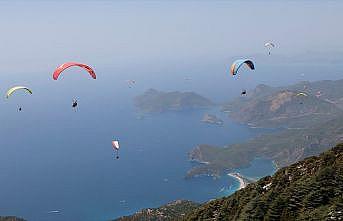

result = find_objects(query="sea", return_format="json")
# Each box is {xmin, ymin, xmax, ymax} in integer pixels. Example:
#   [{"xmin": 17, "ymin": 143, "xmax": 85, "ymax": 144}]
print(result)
[{"xmin": 0, "ymin": 65, "xmax": 282, "ymax": 221}]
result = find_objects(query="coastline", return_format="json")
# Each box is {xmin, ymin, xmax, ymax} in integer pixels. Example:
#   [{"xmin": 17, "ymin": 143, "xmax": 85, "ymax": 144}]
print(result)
[{"xmin": 228, "ymin": 173, "xmax": 248, "ymax": 190}]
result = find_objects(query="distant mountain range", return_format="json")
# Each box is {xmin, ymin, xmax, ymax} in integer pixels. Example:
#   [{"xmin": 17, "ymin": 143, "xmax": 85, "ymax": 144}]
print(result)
[
  {"xmin": 113, "ymin": 143, "xmax": 343, "ymax": 221},
  {"xmin": 134, "ymin": 89, "xmax": 214, "ymax": 113},
  {"xmin": 222, "ymin": 80, "xmax": 343, "ymax": 128},
  {"xmin": 187, "ymin": 79, "xmax": 343, "ymax": 178}
]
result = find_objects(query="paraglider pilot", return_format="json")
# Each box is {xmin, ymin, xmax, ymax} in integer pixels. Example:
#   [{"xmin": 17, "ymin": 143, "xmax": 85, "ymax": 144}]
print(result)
[{"xmin": 72, "ymin": 99, "xmax": 78, "ymax": 111}]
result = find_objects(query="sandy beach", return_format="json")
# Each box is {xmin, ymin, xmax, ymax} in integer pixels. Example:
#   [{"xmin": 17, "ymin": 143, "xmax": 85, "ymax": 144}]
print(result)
[{"xmin": 228, "ymin": 173, "xmax": 248, "ymax": 190}]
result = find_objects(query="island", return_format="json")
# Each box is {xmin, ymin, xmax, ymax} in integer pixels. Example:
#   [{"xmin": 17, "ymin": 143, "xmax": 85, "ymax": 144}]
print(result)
[
  {"xmin": 134, "ymin": 89, "xmax": 214, "ymax": 113},
  {"xmin": 201, "ymin": 113, "xmax": 223, "ymax": 125}
]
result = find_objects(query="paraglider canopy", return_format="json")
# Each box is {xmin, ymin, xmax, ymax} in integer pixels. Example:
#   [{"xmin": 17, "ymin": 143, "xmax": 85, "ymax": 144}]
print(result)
[
  {"xmin": 230, "ymin": 59, "xmax": 255, "ymax": 75},
  {"xmin": 112, "ymin": 140, "xmax": 120, "ymax": 159},
  {"xmin": 6, "ymin": 86, "xmax": 32, "ymax": 98},
  {"xmin": 112, "ymin": 140, "xmax": 120, "ymax": 150},
  {"xmin": 296, "ymin": 92, "xmax": 308, "ymax": 97},
  {"xmin": 53, "ymin": 62, "xmax": 96, "ymax": 80},
  {"xmin": 264, "ymin": 42, "xmax": 275, "ymax": 48}
]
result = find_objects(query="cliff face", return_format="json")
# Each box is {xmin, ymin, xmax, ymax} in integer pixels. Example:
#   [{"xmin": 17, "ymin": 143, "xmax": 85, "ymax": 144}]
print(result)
[{"xmin": 185, "ymin": 143, "xmax": 343, "ymax": 221}]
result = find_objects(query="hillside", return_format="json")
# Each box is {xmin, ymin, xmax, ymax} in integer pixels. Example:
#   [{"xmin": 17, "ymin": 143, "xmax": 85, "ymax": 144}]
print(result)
[
  {"xmin": 222, "ymin": 79, "xmax": 343, "ymax": 128},
  {"xmin": 134, "ymin": 89, "xmax": 214, "ymax": 113},
  {"xmin": 114, "ymin": 200, "xmax": 200, "ymax": 221},
  {"xmin": 113, "ymin": 144, "xmax": 343, "ymax": 221},
  {"xmin": 185, "ymin": 143, "xmax": 343, "ymax": 221},
  {"xmin": 187, "ymin": 114, "xmax": 343, "ymax": 178}
]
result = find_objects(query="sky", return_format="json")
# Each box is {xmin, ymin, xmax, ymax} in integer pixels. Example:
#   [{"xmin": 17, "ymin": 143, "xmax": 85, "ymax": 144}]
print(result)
[{"xmin": 0, "ymin": 0, "xmax": 342, "ymax": 75}]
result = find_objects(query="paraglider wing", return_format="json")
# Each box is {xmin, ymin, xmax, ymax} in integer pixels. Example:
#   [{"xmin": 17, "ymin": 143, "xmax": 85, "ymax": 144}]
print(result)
[
  {"xmin": 112, "ymin": 140, "xmax": 120, "ymax": 150},
  {"xmin": 264, "ymin": 42, "xmax": 275, "ymax": 48},
  {"xmin": 53, "ymin": 62, "xmax": 97, "ymax": 80},
  {"xmin": 296, "ymin": 92, "xmax": 308, "ymax": 97},
  {"xmin": 6, "ymin": 86, "xmax": 33, "ymax": 98},
  {"xmin": 230, "ymin": 59, "xmax": 255, "ymax": 75}
]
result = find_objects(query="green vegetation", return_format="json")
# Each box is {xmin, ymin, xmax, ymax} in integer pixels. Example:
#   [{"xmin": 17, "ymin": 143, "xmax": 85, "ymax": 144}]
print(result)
[
  {"xmin": 114, "ymin": 200, "xmax": 200, "ymax": 221},
  {"xmin": 185, "ymin": 143, "xmax": 343, "ymax": 221},
  {"xmin": 134, "ymin": 89, "xmax": 214, "ymax": 113}
]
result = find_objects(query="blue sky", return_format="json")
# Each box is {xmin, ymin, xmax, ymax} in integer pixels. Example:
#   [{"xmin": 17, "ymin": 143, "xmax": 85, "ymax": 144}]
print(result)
[{"xmin": 0, "ymin": 0, "xmax": 342, "ymax": 75}]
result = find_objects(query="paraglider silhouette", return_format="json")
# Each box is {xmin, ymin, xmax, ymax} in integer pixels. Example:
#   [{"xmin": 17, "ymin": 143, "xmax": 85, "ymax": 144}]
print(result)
[
  {"xmin": 230, "ymin": 59, "xmax": 255, "ymax": 96},
  {"xmin": 53, "ymin": 62, "xmax": 96, "ymax": 111},
  {"xmin": 6, "ymin": 86, "xmax": 33, "ymax": 112},
  {"xmin": 72, "ymin": 99, "xmax": 78, "ymax": 112},
  {"xmin": 264, "ymin": 42, "xmax": 275, "ymax": 55}
]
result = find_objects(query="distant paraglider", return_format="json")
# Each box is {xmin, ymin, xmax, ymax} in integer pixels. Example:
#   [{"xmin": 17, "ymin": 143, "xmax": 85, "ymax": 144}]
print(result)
[
  {"xmin": 230, "ymin": 59, "xmax": 255, "ymax": 76},
  {"xmin": 126, "ymin": 80, "xmax": 136, "ymax": 88},
  {"xmin": 296, "ymin": 92, "xmax": 308, "ymax": 104},
  {"xmin": 53, "ymin": 62, "xmax": 96, "ymax": 111},
  {"xmin": 6, "ymin": 86, "xmax": 33, "ymax": 98},
  {"xmin": 72, "ymin": 99, "xmax": 78, "ymax": 111},
  {"xmin": 6, "ymin": 86, "xmax": 33, "ymax": 111},
  {"xmin": 264, "ymin": 42, "xmax": 275, "ymax": 55},
  {"xmin": 296, "ymin": 92, "xmax": 308, "ymax": 97},
  {"xmin": 230, "ymin": 59, "xmax": 255, "ymax": 96},
  {"xmin": 112, "ymin": 140, "xmax": 120, "ymax": 159}
]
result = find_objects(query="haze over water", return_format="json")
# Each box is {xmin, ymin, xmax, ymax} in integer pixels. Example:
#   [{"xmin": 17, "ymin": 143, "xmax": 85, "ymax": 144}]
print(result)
[{"xmin": 0, "ymin": 1, "xmax": 342, "ymax": 220}]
